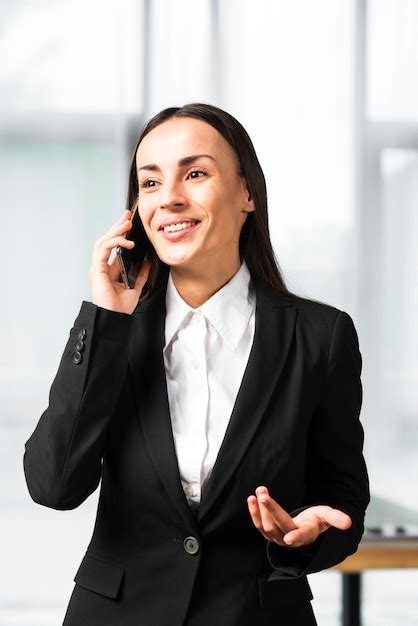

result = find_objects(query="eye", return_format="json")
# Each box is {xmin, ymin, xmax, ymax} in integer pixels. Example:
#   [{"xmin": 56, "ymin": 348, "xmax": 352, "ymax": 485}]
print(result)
[
  {"xmin": 139, "ymin": 179, "xmax": 158, "ymax": 189},
  {"xmin": 188, "ymin": 169, "xmax": 207, "ymax": 179}
]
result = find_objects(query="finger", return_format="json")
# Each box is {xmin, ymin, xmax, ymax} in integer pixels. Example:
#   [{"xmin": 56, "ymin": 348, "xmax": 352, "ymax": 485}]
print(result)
[
  {"xmin": 247, "ymin": 496, "xmax": 263, "ymax": 530},
  {"xmin": 255, "ymin": 487, "xmax": 285, "ymax": 539},
  {"xmin": 103, "ymin": 212, "xmax": 132, "ymax": 238},
  {"xmin": 132, "ymin": 258, "xmax": 151, "ymax": 293},
  {"xmin": 115, "ymin": 210, "xmax": 132, "ymax": 225},
  {"xmin": 256, "ymin": 494, "xmax": 284, "ymax": 541},
  {"xmin": 324, "ymin": 508, "xmax": 352, "ymax": 530},
  {"xmin": 108, "ymin": 254, "xmax": 122, "ymax": 282},
  {"xmin": 255, "ymin": 486, "xmax": 269, "ymax": 497},
  {"xmin": 294, "ymin": 506, "xmax": 352, "ymax": 531},
  {"xmin": 282, "ymin": 522, "xmax": 319, "ymax": 547},
  {"xmin": 256, "ymin": 489, "xmax": 297, "ymax": 535},
  {"xmin": 92, "ymin": 221, "xmax": 133, "ymax": 266},
  {"xmin": 247, "ymin": 496, "xmax": 270, "ymax": 542},
  {"xmin": 104, "ymin": 218, "xmax": 132, "ymax": 240},
  {"xmin": 93, "ymin": 236, "xmax": 135, "ymax": 264}
]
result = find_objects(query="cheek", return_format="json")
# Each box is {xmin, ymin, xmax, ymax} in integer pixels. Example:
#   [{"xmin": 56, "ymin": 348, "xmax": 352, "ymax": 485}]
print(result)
[
  {"xmin": 138, "ymin": 202, "xmax": 154, "ymax": 229},
  {"xmin": 207, "ymin": 185, "xmax": 245, "ymax": 222},
  {"xmin": 210, "ymin": 205, "xmax": 244, "ymax": 234}
]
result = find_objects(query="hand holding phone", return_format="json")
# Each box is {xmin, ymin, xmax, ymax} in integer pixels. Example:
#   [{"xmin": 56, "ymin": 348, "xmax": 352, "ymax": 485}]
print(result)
[
  {"xmin": 89, "ymin": 209, "xmax": 151, "ymax": 315},
  {"xmin": 116, "ymin": 200, "xmax": 152, "ymax": 289}
]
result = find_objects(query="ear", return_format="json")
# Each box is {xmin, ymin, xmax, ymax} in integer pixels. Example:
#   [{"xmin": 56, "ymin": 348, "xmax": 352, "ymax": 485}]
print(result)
[{"xmin": 240, "ymin": 177, "xmax": 256, "ymax": 214}]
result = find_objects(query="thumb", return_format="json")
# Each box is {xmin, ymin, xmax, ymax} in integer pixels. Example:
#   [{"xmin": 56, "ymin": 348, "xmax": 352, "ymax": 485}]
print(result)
[
  {"xmin": 318, "ymin": 507, "xmax": 352, "ymax": 530},
  {"xmin": 328, "ymin": 508, "xmax": 352, "ymax": 530},
  {"xmin": 133, "ymin": 258, "xmax": 151, "ymax": 294}
]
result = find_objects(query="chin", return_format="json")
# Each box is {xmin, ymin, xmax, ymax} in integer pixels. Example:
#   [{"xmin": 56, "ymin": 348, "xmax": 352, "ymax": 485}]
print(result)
[
  {"xmin": 163, "ymin": 256, "xmax": 195, "ymax": 268},
  {"xmin": 156, "ymin": 245, "xmax": 201, "ymax": 267}
]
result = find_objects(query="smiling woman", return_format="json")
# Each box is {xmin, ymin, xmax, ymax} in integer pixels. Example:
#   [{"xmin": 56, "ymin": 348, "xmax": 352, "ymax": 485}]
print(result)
[
  {"xmin": 127, "ymin": 103, "xmax": 298, "ymax": 310},
  {"xmin": 134, "ymin": 115, "xmax": 255, "ymax": 304},
  {"xmin": 23, "ymin": 102, "xmax": 369, "ymax": 626}
]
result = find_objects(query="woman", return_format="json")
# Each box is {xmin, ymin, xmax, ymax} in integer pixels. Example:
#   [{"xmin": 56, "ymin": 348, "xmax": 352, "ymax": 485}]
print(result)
[{"xmin": 23, "ymin": 102, "xmax": 369, "ymax": 626}]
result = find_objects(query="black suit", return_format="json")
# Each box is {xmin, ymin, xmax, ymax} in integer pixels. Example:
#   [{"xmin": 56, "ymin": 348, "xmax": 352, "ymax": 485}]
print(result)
[{"xmin": 23, "ymin": 270, "xmax": 369, "ymax": 626}]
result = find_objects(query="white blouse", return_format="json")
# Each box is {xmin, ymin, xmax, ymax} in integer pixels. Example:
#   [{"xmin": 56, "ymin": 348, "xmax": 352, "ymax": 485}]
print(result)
[{"xmin": 163, "ymin": 260, "xmax": 256, "ymax": 510}]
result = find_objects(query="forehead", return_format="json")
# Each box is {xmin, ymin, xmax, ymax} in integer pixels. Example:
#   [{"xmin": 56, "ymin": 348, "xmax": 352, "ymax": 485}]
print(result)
[{"xmin": 135, "ymin": 117, "xmax": 235, "ymax": 167}]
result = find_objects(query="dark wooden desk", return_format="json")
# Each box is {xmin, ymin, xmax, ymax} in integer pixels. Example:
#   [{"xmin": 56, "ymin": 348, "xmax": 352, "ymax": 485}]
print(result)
[{"xmin": 332, "ymin": 496, "xmax": 418, "ymax": 626}]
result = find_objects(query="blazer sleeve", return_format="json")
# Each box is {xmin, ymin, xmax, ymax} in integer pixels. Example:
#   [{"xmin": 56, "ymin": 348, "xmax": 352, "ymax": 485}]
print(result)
[
  {"xmin": 266, "ymin": 309, "xmax": 370, "ymax": 579},
  {"xmin": 23, "ymin": 301, "xmax": 133, "ymax": 511}
]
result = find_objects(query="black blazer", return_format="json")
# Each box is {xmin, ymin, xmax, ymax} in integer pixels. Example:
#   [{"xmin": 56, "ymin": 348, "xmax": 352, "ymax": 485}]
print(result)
[{"xmin": 23, "ymin": 270, "xmax": 369, "ymax": 626}]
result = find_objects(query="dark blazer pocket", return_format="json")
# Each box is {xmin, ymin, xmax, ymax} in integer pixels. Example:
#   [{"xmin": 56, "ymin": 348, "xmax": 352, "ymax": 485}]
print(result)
[
  {"xmin": 258, "ymin": 575, "xmax": 313, "ymax": 608},
  {"xmin": 74, "ymin": 553, "xmax": 125, "ymax": 599}
]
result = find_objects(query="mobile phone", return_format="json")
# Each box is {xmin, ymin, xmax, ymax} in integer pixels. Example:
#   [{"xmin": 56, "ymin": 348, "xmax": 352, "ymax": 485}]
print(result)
[{"xmin": 116, "ymin": 201, "xmax": 151, "ymax": 289}]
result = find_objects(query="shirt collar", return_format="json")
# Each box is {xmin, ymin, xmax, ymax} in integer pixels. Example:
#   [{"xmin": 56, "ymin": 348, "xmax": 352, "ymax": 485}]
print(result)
[{"xmin": 164, "ymin": 260, "xmax": 255, "ymax": 353}]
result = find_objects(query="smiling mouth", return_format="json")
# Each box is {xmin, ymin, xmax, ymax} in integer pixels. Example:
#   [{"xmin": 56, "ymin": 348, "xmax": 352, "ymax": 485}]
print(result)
[
  {"xmin": 159, "ymin": 220, "xmax": 202, "ymax": 240},
  {"xmin": 160, "ymin": 220, "xmax": 201, "ymax": 233}
]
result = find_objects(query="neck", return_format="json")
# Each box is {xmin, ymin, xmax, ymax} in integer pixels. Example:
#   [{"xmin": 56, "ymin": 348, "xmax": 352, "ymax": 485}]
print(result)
[{"xmin": 170, "ymin": 258, "xmax": 243, "ymax": 308}]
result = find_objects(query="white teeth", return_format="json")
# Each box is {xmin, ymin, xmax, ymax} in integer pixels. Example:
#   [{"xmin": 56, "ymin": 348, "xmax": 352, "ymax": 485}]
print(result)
[{"xmin": 163, "ymin": 221, "xmax": 198, "ymax": 233}]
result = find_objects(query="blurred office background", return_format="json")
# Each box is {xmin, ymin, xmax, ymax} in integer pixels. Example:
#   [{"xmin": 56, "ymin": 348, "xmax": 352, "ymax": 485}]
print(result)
[{"xmin": 1, "ymin": 0, "xmax": 418, "ymax": 624}]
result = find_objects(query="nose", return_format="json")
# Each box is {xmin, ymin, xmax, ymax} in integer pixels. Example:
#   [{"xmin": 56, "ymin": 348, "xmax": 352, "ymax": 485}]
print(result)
[{"xmin": 158, "ymin": 177, "xmax": 187, "ymax": 211}]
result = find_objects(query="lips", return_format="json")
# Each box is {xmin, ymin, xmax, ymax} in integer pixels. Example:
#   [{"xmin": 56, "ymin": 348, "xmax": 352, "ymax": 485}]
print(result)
[
  {"xmin": 158, "ymin": 218, "xmax": 200, "ymax": 231},
  {"xmin": 159, "ymin": 220, "xmax": 202, "ymax": 241}
]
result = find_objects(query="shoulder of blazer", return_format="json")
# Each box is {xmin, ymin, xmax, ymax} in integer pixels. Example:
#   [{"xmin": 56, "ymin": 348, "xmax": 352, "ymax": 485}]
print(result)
[
  {"xmin": 287, "ymin": 293, "xmax": 359, "ymax": 357},
  {"xmin": 250, "ymin": 270, "xmax": 344, "ymax": 320},
  {"xmin": 253, "ymin": 273, "xmax": 355, "ymax": 351}
]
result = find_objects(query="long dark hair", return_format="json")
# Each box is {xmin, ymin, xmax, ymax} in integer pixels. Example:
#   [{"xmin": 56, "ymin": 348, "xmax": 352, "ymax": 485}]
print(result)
[{"xmin": 126, "ymin": 102, "xmax": 302, "ymax": 305}]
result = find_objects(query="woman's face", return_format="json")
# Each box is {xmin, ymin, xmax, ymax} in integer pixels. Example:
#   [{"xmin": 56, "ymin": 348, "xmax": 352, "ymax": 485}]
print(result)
[{"xmin": 135, "ymin": 117, "xmax": 255, "ymax": 275}]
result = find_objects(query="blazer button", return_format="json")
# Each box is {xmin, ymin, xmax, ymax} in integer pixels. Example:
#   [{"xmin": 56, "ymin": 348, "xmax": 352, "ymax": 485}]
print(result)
[
  {"xmin": 72, "ymin": 351, "xmax": 83, "ymax": 365},
  {"xmin": 183, "ymin": 536, "xmax": 199, "ymax": 555},
  {"xmin": 78, "ymin": 328, "xmax": 87, "ymax": 341},
  {"xmin": 75, "ymin": 339, "xmax": 85, "ymax": 352}
]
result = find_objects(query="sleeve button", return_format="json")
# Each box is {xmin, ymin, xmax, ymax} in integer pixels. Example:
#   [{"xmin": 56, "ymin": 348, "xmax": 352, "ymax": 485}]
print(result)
[
  {"xmin": 72, "ymin": 351, "xmax": 83, "ymax": 365},
  {"xmin": 75, "ymin": 339, "xmax": 85, "ymax": 352},
  {"xmin": 78, "ymin": 328, "xmax": 87, "ymax": 341}
]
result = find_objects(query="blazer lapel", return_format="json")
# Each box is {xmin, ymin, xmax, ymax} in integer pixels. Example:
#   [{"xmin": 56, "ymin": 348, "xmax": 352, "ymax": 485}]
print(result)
[
  {"xmin": 129, "ymin": 277, "xmax": 198, "ymax": 530},
  {"xmin": 129, "ymin": 270, "xmax": 297, "ymax": 528},
  {"xmin": 196, "ymin": 273, "xmax": 297, "ymax": 522}
]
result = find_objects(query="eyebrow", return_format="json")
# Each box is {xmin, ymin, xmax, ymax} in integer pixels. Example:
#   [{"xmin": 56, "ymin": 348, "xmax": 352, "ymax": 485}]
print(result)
[{"xmin": 137, "ymin": 154, "xmax": 216, "ymax": 173}]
